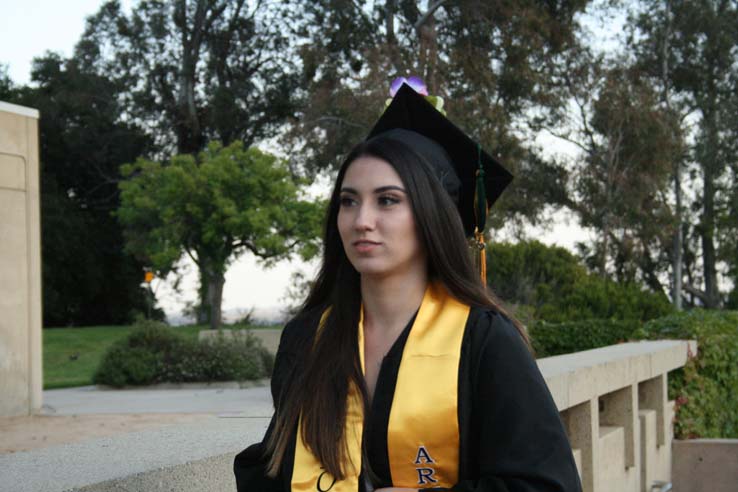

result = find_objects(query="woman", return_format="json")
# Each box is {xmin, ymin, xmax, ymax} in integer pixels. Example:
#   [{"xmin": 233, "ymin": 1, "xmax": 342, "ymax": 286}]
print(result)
[{"xmin": 234, "ymin": 83, "xmax": 582, "ymax": 492}]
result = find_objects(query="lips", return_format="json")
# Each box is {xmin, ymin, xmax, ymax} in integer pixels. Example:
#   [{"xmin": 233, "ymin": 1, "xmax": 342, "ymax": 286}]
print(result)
[{"xmin": 353, "ymin": 240, "xmax": 381, "ymax": 253}]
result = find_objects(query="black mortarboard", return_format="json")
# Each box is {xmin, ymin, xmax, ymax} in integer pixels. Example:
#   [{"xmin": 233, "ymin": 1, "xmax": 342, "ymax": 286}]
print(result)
[{"xmin": 366, "ymin": 83, "xmax": 513, "ymax": 239}]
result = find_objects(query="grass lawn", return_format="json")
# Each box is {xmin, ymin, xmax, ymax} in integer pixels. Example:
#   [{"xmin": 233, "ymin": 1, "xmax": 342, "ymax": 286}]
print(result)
[{"xmin": 43, "ymin": 323, "xmax": 279, "ymax": 389}]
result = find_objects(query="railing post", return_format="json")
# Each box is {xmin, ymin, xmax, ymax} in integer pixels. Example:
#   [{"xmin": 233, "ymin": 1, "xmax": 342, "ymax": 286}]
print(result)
[
  {"xmin": 600, "ymin": 384, "xmax": 638, "ymax": 468},
  {"xmin": 565, "ymin": 398, "xmax": 599, "ymax": 492},
  {"xmin": 639, "ymin": 374, "xmax": 668, "ymax": 446}
]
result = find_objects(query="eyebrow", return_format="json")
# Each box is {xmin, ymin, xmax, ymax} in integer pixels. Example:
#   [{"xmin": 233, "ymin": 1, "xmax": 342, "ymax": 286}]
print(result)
[{"xmin": 340, "ymin": 185, "xmax": 407, "ymax": 194}]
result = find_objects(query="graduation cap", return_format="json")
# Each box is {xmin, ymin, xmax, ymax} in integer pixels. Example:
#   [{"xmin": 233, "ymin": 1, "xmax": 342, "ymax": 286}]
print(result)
[{"xmin": 366, "ymin": 81, "xmax": 514, "ymax": 280}]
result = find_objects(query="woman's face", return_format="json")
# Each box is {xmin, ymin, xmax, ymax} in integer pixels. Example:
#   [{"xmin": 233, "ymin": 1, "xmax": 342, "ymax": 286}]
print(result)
[{"xmin": 337, "ymin": 156, "xmax": 426, "ymax": 280}]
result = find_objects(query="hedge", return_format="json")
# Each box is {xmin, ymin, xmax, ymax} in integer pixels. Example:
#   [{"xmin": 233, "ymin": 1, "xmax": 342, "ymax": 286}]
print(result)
[
  {"xmin": 487, "ymin": 241, "xmax": 673, "ymax": 323},
  {"xmin": 635, "ymin": 310, "xmax": 738, "ymax": 439},
  {"xmin": 530, "ymin": 318, "xmax": 641, "ymax": 358},
  {"xmin": 94, "ymin": 319, "xmax": 273, "ymax": 387},
  {"xmin": 531, "ymin": 310, "xmax": 738, "ymax": 439}
]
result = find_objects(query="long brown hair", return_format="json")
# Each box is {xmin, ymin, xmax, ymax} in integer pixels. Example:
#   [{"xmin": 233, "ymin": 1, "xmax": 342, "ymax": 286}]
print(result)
[{"xmin": 265, "ymin": 135, "xmax": 527, "ymax": 478}]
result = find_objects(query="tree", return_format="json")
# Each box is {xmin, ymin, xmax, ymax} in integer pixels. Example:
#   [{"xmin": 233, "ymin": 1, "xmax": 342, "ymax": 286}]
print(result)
[
  {"xmin": 535, "ymin": 47, "xmax": 683, "ymax": 295},
  {"xmin": 630, "ymin": 0, "xmax": 738, "ymax": 307},
  {"xmin": 0, "ymin": 64, "xmax": 13, "ymax": 99},
  {"xmin": 76, "ymin": 0, "xmax": 299, "ymax": 155},
  {"xmin": 5, "ymin": 53, "xmax": 156, "ymax": 326},
  {"xmin": 281, "ymin": 0, "xmax": 589, "ymax": 226},
  {"xmin": 118, "ymin": 141, "xmax": 323, "ymax": 329}
]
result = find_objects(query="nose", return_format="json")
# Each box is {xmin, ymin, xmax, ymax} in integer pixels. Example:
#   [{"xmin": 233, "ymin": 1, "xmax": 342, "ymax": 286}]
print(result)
[{"xmin": 354, "ymin": 202, "xmax": 376, "ymax": 231}]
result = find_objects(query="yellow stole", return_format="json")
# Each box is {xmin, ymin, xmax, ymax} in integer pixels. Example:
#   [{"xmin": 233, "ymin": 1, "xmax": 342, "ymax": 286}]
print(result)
[{"xmin": 292, "ymin": 283, "xmax": 469, "ymax": 491}]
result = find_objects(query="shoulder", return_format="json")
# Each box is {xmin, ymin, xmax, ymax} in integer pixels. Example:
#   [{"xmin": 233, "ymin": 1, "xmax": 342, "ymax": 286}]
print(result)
[
  {"xmin": 270, "ymin": 308, "xmax": 323, "ymax": 405},
  {"xmin": 278, "ymin": 307, "xmax": 323, "ymax": 355},
  {"xmin": 465, "ymin": 306, "xmax": 529, "ymax": 352},
  {"xmin": 462, "ymin": 306, "xmax": 535, "ymax": 376}
]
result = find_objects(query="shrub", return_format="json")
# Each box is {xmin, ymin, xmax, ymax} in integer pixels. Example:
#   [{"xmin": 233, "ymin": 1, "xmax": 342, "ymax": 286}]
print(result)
[
  {"xmin": 161, "ymin": 333, "xmax": 267, "ymax": 383},
  {"xmin": 530, "ymin": 318, "xmax": 641, "ymax": 358},
  {"xmin": 93, "ymin": 320, "xmax": 175, "ymax": 386},
  {"xmin": 94, "ymin": 345, "xmax": 161, "ymax": 387},
  {"xmin": 487, "ymin": 240, "xmax": 673, "ymax": 323},
  {"xmin": 635, "ymin": 310, "xmax": 738, "ymax": 439},
  {"xmin": 487, "ymin": 240, "xmax": 586, "ymax": 311},
  {"xmin": 538, "ymin": 277, "xmax": 673, "ymax": 323},
  {"xmin": 94, "ymin": 321, "xmax": 274, "ymax": 387},
  {"xmin": 125, "ymin": 319, "xmax": 183, "ymax": 351}
]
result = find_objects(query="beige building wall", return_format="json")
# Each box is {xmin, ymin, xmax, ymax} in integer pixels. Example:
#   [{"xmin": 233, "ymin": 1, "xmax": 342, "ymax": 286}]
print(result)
[{"xmin": 0, "ymin": 101, "xmax": 42, "ymax": 416}]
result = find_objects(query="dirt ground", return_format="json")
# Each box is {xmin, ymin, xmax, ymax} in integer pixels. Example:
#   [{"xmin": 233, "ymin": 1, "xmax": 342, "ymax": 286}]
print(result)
[{"xmin": 0, "ymin": 413, "xmax": 211, "ymax": 454}]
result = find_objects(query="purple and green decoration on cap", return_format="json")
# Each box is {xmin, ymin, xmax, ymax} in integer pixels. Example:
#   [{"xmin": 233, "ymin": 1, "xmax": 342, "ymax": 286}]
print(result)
[
  {"xmin": 390, "ymin": 76, "xmax": 428, "ymax": 96},
  {"xmin": 386, "ymin": 76, "xmax": 445, "ymax": 115}
]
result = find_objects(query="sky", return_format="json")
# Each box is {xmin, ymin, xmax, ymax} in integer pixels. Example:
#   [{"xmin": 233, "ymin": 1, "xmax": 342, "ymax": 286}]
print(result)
[
  {"xmin": 1, "ymin": 1, "xmax": 131, "ymax": 85},
  {"xmin": 1, "ymin": 0, "xmax": 593, "ymax": 323}
]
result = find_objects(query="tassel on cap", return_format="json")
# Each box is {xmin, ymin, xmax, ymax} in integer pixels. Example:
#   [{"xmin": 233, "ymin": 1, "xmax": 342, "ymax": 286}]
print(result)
[{"xmin": 473, "ymin": 144, "xmax": 489, "ymax": 284}]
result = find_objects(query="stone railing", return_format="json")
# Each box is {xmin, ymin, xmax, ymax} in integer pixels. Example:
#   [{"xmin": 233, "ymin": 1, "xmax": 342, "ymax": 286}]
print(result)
[
  {"xmin": 1, "ymin": 339, "xmax": 695, "ymax": 492},
  {"xmin": 539, "ymin": 340, "xmax": 696, "ymax": 492}
]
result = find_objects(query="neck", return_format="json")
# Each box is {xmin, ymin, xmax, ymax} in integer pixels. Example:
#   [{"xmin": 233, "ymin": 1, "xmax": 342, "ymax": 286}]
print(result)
[{"xmin": 360, "ymin": 271, "xmax": 428, "ymax": 336}]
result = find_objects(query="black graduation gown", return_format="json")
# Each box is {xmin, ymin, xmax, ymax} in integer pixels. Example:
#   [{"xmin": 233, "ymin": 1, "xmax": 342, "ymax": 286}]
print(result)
[{"xmin": 234, "ymin": 306, "xmax": 583, "ymax": 492}]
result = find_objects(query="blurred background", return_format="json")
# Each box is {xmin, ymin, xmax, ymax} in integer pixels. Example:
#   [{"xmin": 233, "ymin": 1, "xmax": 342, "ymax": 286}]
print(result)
[{"xmin": 1, "ymin": 0, "xmax": 736, "ymax": 329}]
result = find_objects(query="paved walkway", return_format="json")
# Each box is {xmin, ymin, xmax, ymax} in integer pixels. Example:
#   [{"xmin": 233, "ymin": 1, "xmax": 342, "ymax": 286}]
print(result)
[
  {"xmin": 0, "ymin": 385, "xmax": 274, "ymax": 492},
  {"xmin": 41, "ymin": 383, "xmax": 273, "ymax": 416}
]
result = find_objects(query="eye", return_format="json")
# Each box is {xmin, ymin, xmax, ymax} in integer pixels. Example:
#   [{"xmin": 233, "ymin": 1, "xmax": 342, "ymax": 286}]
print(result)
[
  {"xmin": 378, "ymin": 194, "xmax": 401, "ymax": 207},
  {"xmin": 339, "ymin": 195, "xmax": 357, "ymax": 207}
]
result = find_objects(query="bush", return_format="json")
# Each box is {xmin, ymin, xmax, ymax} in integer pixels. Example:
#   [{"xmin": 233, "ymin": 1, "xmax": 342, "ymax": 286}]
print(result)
[
  {"xmin": 635, "ymin": 310, "xmax": 738, "ymax": 439},
  {"xmin": 94, "ymin": 345, "xmax": 161, "ymax": 387},
  {"xmin": 538, "ymin": 277, "xmax": 673, "ymax": 323},
  {"xmin": 487, "ymin": 240, "xmax": 586, "ymax": 311},
  {"xmin": 94, "ymin": 321, "xmax": 273, "ymax": 387},
  {"xmin": 160, "ymin": 332, "xmax": 267, "ymax": 383},
  {"xmin": 530, "ymin": 318, "xmax": 641, "ymax": 358},
  {"xmin": 487, "ymin": 240, "xmax": 673, "ymax": 323},
  {"xmin": 93, "ymin": 320, "xmax": 175, "ymax": 386}
]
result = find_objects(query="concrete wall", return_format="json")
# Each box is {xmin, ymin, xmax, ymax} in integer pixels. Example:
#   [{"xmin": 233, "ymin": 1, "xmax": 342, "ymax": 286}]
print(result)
[
  {"xmin": 539, "ymin": 340, "xmax": 696, "ymax": 492},
  {"xmin": 672, "ymin": 439, "xmax": 738, "ymax": 492},
  {"xmin": 0, "ymin": 101, "xmax": 42, "ymax": 417}
]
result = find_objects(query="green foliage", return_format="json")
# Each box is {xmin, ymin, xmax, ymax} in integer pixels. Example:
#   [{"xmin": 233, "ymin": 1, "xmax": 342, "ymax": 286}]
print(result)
[
  {"xmin": 43, "ymin": 322, "xmax": 279, "ymax": 389},
  {"xmin": 538, "ymin": 277, "xmax": 673, "ymax": 323},
  {"xmin": 635, "ymin": 310, "xmax": 738, "ymax": 439},
  {"xmin": 488, "ymin": 240, "xmax": 585, "ymax": 308},
  {"xmin": 284, "ymin": 0, "xmax": 589, "ymax": 226},
  {"xmin": 94, "ymin": 320, "xmax": 273, "ymax": 387},
  {"xmin": 579, "ymin": 62, "xmax": 680, "ymax": 283},
  {"xmin": 118, "ymin": 141, "xmax": 324, "ymax": 328},
  {"xmin": 631, "ymin": 0, "xmax": 738, "ymax": 307},
  {"xmin": 77, "ymin": 0, "xmax": 298, "ymax": 154},
  {"xmin": 726, "ymin": 287, "xmax": 738, "ymax": 310},
  {"xmin": 488, "ymin": 241, "xmax": 673, "ymax": 323},
  {"xmin": 118, "ymin": 140, "xmax": 325, "ymax": 264},
  {"xmin": 530, "ymin": 319, "xmax": 641, "ymax": 358},
  {"xmin": 93, "ymin": 320, "xmax": 180, "ymax": 386},
  {"xmin": 0, "ymin": 64, "xmax": 13, "ymax": 99},
  {"xmin": 533, "ymin": 39, "xmax": 684, "ymax": 292},
  {"xmin": 95, "ymin": 345, "xmax": 161, "ymax": 387},
  {"xmin": 158, "ymin": 333, "xmax": 267, "ymax": 383}
]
